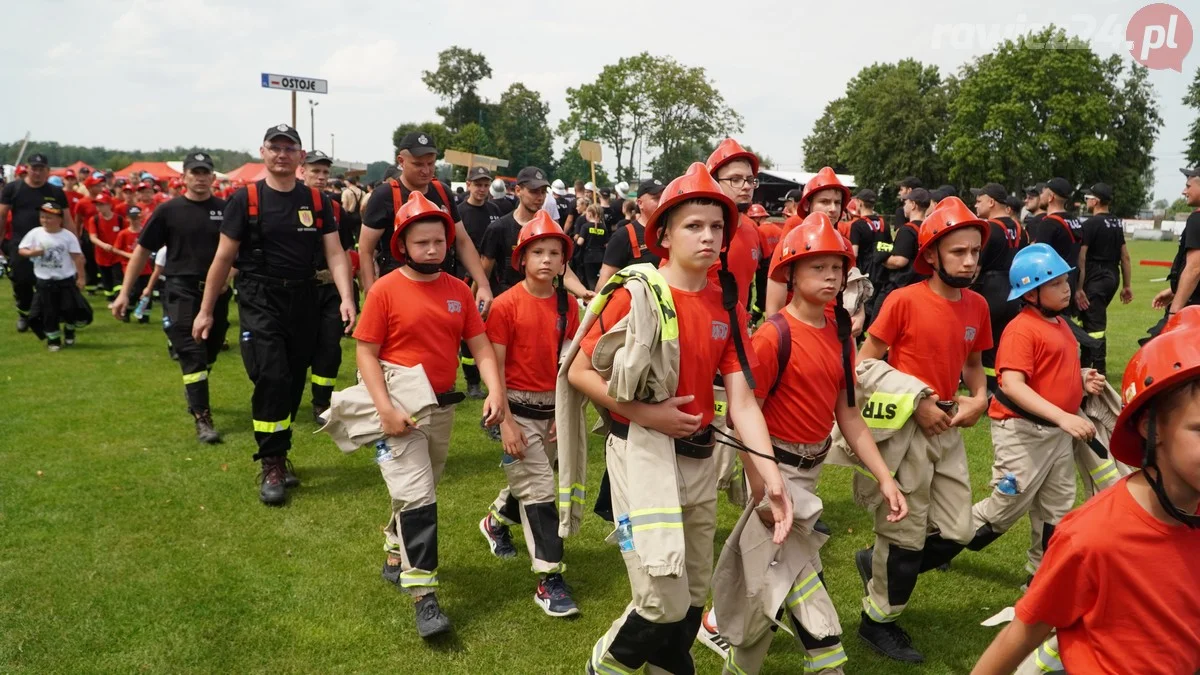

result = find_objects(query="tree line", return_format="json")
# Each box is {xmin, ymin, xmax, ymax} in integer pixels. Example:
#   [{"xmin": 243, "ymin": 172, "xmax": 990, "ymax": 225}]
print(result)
[{"xmin": 0, "ymin": 141, "xmax": 257, "ymax": 174}]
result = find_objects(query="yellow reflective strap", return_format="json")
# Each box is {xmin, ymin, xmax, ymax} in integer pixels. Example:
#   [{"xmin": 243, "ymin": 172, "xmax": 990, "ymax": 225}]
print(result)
[
  {"xmin": 1087, "ymin": 330, "xmax": 1105, "ymax": 339},
  {"xmin": 983, "ymin": 366, "xmax": 997, "ymax": 377},
  {"xmin": 310, "ymin": 374, "xmax": 336, "ymax": 386},
  {"xmin": 860, "ymin": 391, "xmax": 917, "ymax": 430},
  {"xmin": 725, "ymin": 647, "xmax": 750, "ymax": 675},
  {"xmin": 398, "ymin": 569, "xmax": 439, "ymax": 588},
  {"xmin": 252, "ymin": 418, "xmax": 291, "ymax": 433},
  {"xmin": 866, "ymin": 596, "xmax": 901, "ymax": 622},
  {"xmin": 803, "ymin": 644, "xmax": 847, "ymax": 673},
  {"xmin": 558, "ymin": 483, "xmax": 586, "ymax": 506},
  {"xmin": 182, "ymin": 371, "xmax": 208, "ymax": 385},
  {"xmin": 460, "ymin": 356, "xmax": 476, "ymax": 366},
  {"xmin": 785, "ymin": 571, "xmax": 822, "ymax": 608},
  {"xmin": 1088, "ymin": 459, "xmax": 1114, "ymax": 477},
  {"xmin": 629, "ymin": 507, "xmax": 684, "ymax": 531},
  {"xmin": 587, "ymin": 263, "xmax": 679, "ymax": 341},
  {"xmin": 713, "ymin": 400, "xmax": 728, "ymax": 416}
]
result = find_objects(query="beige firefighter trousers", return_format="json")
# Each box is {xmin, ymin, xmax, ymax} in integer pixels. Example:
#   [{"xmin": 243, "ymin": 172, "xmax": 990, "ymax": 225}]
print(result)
[
  {"xmin": 712, "ymin": 385, "xmax": 748, "ymax": 506},
  {"xmin": 487, "ymin": 390, "xmax": 563, "ymax": 574},
  {"xmin": 861, "ymin": 427, "xmax": 972, "ymax": 623},
  {"xmin": 974, "ymin": 417, "xmax": 1075, "ymax": 575},
  {"xmin": 377, "ymin": 404, "xmax": 455, "ymax": 595},
  {"xmin": 723, "ymin": 438, "xmax": 846, "ymax": 675},
  {"xmin": 590, "ymin": 433, "xmax": 716, "ymax": 675}
]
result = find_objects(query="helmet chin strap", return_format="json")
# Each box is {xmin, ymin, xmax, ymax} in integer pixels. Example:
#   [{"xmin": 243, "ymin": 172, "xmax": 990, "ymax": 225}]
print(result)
[
  {"xmin": 1032, "ymin": 286, "xmax": 1064, "ymax": 318},
  {"xmin": 1144, "ymin": 410, "xmax": 1200, "ymax": 528},
  {"xmin": 736, "ymin": 202, "xmax": 750, "ymax": 214},
  {"xmin": 935, "ymin": 248, "xmax": 975, "ymax": 289},
  {"xmin": 406, "ymin": 260, "xmax": 443, "ymax": 275}
]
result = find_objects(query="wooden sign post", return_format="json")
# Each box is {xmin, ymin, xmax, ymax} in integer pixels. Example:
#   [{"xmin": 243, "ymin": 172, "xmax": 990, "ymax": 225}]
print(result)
[{"xmin": 577, "ymin": 140, "xmax": 602, "ymax": 196}]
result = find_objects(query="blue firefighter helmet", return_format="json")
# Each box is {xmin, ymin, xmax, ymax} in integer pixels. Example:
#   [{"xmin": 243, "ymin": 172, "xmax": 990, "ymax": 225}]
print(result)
[{"xmin": 1007, "ymin": 243, "xmax": 1074, "ymax": 301}]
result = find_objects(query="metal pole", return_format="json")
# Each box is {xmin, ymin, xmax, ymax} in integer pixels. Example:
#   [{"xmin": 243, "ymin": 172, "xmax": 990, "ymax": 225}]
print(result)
[
  {"xmin": 310, "ymin": 101, "xmax": 315, "ymax": 149},
  {"xmin": 291, "ymin": 91, "xmax": 296, "ymax": 128},
  {"xmin": 331, "ymin": 133, "xmax": 335, "ymax": 159}
]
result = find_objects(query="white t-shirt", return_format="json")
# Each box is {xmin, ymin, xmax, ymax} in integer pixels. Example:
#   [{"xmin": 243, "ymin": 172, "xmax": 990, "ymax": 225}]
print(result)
[{"xmin": 18, "ymin": 227, "xmax": 81, "ymax": 280}]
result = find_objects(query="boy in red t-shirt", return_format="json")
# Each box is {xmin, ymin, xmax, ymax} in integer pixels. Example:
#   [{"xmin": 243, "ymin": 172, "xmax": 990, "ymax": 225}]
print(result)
[
  {"xmin": 715, "ymin": 213, "xmax": 907, "ymax": 675},
  {"xmin": 853, "ymin": 197, "xmax": 993, "ymax": 663},
  {"xmin": 353, "ymin": 191, "xmax": 505, "ymax": 639},
  {"xmin": 84, "ymin": 191, "xmax": 125, "ymax": 300},
  {"xmin": 570, "ymin": 163, "xmax": 792, "ymax": 675},
  {"xmin": 112, "ymin": 206, "xmax": 154, "ymax": 323},
  {"xmin": 935, "ymin": 244, "xmax": 1107, "ymax": 583},
  {"xmin": 477, "ymin": 212, "xmax": 582, "ymax": 617},
  {"xmin": 973, "ymin": 307, "xmax": 1200, "ymax": 675}
]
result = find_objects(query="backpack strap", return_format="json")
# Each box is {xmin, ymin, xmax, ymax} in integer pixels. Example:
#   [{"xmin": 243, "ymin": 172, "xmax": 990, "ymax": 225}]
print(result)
[
  {"xmin": 429, "ymin": 179, "xmax": 452, "ymax": 216},
  {"xmin": 388, "ymin": 178, "xmax": 402, "ymax": 219},
  {"xmin": 625, "ymin": 222, "xmax": 640, "ymax": 259},
  {"xmin": 765, "ymin": 312, "xmax": 791, "ymax": 397},
  {"xmin": 833, "ymin": 293, "xmax": 855, "ymax": 407},
  {"xmin": 246, "ymin": 181, "xmax": 266, "ymax": 266},
  {"xmin": 1044, "ymin": 214, "xmax": 1078, "ymax": 244},
  {"xmin": 309, "ymin": 187, "xmax": 323, "ymax": 230},
  {"xmin": 718, "ymin": 251, "xmax": 757, "ymax": 390},
  {"xmin": 331, "ymin": 199, "xmax": 341, "ymax": 223}
]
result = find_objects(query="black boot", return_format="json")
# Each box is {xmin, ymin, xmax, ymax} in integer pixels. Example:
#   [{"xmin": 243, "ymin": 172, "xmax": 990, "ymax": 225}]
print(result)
[
  {"xmin": 858, "ymin": 613, "xmax": 924, "ymax": 663},
  {"xmin": 414, "ymin": 593, "xmax": 452, "ymax": 638},
  {"xmin": 193, "ymin": 409, "xmax": 221, "ymax": 444},
  {"xmin": 258, "ymin": 457, "xmax": 287, "ymax": 505}
]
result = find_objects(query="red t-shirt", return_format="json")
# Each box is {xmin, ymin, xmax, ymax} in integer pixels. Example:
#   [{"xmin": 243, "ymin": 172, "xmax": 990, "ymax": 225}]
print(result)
[
  {"xmin": 780, "ymin": 214, "xmax": 803, "ymax": 237},
  {"xmin": 706, "ymin": 214, "xmax": 760, "ymax": 304},
  {"xmin": 113, "ymin": 228, "xmax": 152, "ymax": 276},
  {"xmin": 64, "ymin": 191, "xmax": 83, "ymax": 214},
  {"xmin": 487, "ymin": 282, "xmax": 581, "ymax": 393},
  {"xmin": 988, "ymin": 307, "xmax": 1083, "ymax": 420},
  {"xmin": 353, "ymin": 271, "xmax": 485, "ymax": 394},
  {"xmin": 1016, "ymin": 476, "xmax": 1200, "ymax": 675},
  {"xmin": 86, "ymin": 213, "xmax": 125, "ymax": 266},
  {"xmin": 752, "ymin": 308, "xmax": 854, "ymax": 443},
  {"xmin": 136, "ymin": 200, "xmax": 156, "ymax": 220},
  {"xmin": 757, "ymin": 221, "xmax": 782, "ymax": 260},
  {"xmin": 72, "ymin": 195, "xmax": 97, "ymax": 225},
  {"xmin": 868, "ymin": 280, "xmax": 992, "ymax": 400},
  {"xmin": 581, "ymin": 282, "xmax": 755, "ymax": 428}
]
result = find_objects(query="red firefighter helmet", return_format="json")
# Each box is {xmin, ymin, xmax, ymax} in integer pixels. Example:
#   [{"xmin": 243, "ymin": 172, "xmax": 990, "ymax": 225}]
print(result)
[
  {"xmin": 705, "ymin": 138, "xmax": 760, "ymax": 177},
  {"xmin": 747, "ymin": 203, "xmax": 769, "ymax": 219},
  {"xmin": 389, "ymin": 191, "xmax": 456, "ymax": 262},
  {"xmin": 913, "ymin": 196, "xmax": 989, "ymax": 276},
  {"xmin": 768, "ymin": 212, "xmax": 855, "ymax": 283},
  {"xmin": 798, "ymin": 167, "xmax": 851, "ymax": 219},
  {"xmin": 644, "ymin": 163, "xmax": 738, "ymax": 259},
  {"xmin": 511, "ymin": 211, "xmax": 574, "ymax": 271}
]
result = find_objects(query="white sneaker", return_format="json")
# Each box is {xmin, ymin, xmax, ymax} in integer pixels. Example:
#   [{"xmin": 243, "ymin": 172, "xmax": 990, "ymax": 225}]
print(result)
[{"xmin": 696, "ymin": 608, "xmax": 730, "ymax": 659}]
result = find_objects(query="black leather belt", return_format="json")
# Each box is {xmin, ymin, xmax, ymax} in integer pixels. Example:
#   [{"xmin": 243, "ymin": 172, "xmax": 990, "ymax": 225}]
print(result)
[
  {"xmin": 609, "ymin": 421, "xmax": 715, "ymax": 459},
  {"xmin": 509, "ymin": 400, "xmax": 555, "ymax": 420},
  {"xmin": 773, "ymin": 438, "xmax": 831, "ymax": 469},
  {"xmin": 241, "ymin": 272, "xmax": 316, "ymax": 288},
  {"xmin": 436, "ymin": 392, "xmax": 466, "ymax": 408},
  {"xmin": 167, "ymin": 275, "xmax": 207, "ymax": 290}
]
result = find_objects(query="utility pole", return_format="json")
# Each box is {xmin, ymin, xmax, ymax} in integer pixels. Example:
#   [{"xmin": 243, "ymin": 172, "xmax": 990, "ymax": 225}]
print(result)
[
  {"xmin": 330, "ymin": 133, "xmax": 335, "ymax": 160},
  {"xmin": 308, "ymin": 99, "xmax": 319, "ymax": 149}
]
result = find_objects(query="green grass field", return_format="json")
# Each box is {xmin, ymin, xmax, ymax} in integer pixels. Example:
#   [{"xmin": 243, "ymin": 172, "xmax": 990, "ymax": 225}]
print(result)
[{"xmin": 0, "ymin": 241, "xmax": 1174, "ymax": 674}]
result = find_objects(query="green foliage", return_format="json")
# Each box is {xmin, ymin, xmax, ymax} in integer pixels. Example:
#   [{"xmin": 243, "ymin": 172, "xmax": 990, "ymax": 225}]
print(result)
[
  {"xmin": 801, "ymin": 59, "xmax": 948, "ymax": 191},
  {"xmin": 420, "ymin": 46, "xmax": 493, "ymax": 133},
  {"xmin": 492, "ymin": 83, "xmax": 554, "ymax": 172},
  {"xmin": 390, "ymin": 121, "xmax": 452, "ymax": 158},
  {"xmin": 553, "ymin": 145, "xmax": 611, "ymax": 188},
  {"xmin": 0, "ymin": 141, "xmax": 255, "ymax": 173},
  {"xmin": 942, "ymin": 27, "xmax": 1161, "ymax": 218},
  {"xmin": 363, "ymin": 160, "xmax": 392, "ymax": 184},
  {"xmin": 560, "ymin": 52, "xmax": 740, "ymax": 181},
  {"xmin": 1185, "ymin": 66, "xmax": 1200, "ymax": 167}
]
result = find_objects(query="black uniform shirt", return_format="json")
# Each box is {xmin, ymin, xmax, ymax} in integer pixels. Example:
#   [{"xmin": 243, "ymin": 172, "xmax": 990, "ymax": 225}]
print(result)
[
  {"xmin": 603, "ymin": 220, "xmax": 661, "ymax": 269},
  {"xmin": 480, "ymin": 212, "xmax": 524, "ymax": 294},
  {"xmin": 1169, "ymin": 211, "xmax": 1200, "ymax": 306},
  {"xmin": 221, "ymin": 181, "xmax": 337, "ymax": 280},
  {"xmin": 490, "ymin": 196, "xmax": 516, "ymax": 217},
  {"xmin": 850, "ymin": 214, "xmax": 891, "ymax": 279},
  {"xmin": 362, "ymin": 178, "xmax": 459, "ymax": 265},
  {"xmin": 580, "ymin": 217, "xmax": 610, "ymax": 263},
  {"xmin": 138, "ymin": 195, "xmax": 226, "ymax": 277},
  {"xmin": 887, "ymin": 220, "xmax": 923, "ymax": 288},
  {"xmin": 459, "ymin": 199, "xmax": 500, "ymax": 278},
  {"xmin": 1, "ymin": 180, "xmax": 68, "ymax": 239},
  {"xmin": 1034, "ymin": 211, "xmax": 1079, "ymax": 263},
  {"xmin": 1080, "ymin": 214, "xmax": 1124, "ymax": 263}
]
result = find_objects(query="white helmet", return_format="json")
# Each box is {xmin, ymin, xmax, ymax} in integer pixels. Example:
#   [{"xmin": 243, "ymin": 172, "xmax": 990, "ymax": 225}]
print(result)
[
  {"xmin": 490, "ymin": 178, "xmax": 506, "ymax": 199},
  {"xmin": 551, "ymin": 178, "xmax": 567, "ymax": 196},
  {"xmin": 614, "ymin": 181, "xmax": 630, "ymax": 198},
  {"xmin": 584, "ymin": 181, "xmax": 596, "ymax": 193}
]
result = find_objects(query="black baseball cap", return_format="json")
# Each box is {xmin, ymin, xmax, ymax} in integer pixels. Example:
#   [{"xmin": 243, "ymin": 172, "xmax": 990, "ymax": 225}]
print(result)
[
  {"xmin": 264, "ymin": 123, "xmax": 302, "ymax": 146},
  {"xmin": 516, "ymin": 166, "xmax": 550, "ymax": 189},
  {"xmin": 855, "ymin": 188, "xmax": 877, "ymax": 204},
  {"xmin": 1005, "ymin": 194, "xmax": 1024, "ymax": 212},
  {"xmin": 467, "ymin": 166, "xmax": 492, "ymax": 182},
  {"xmin": 898, "ymin": 176, "xmax": 923, "ymax": 189},
  {"xmin": 782, "ymin": 188, "xmax": 801, "ymax": 202},
  {"xmin": 128, "ymin": 205, "xmax": 143, "ymax": 217},
  {"xmin": 970, "ymin": 183, "xmax": 1008, "ymax": 203},
  {"xmin": 937, "ymin": 184, "xmax": 958, "ymax": 198},
  {"xmin": 27, "ymin": 153, "xmax": 49, "ymax": 167},
  {"xmin": 1084, "ymin": 183, "xmax": 1113, "ymax": 202},
  {"xmin": 929, "ymin": 188, "xmax": 948, "ymax": 203},
  {"xmin": 1046, "ymin": 177, "xmax": 1073, "ymax": 199},
  {"xmin": 1181, "ymin": 167, "xmax": 1200, "ymax": 179},
  {"xmin": 39, "ymin": 202, "xmax": 63, "ymax": 216},
  {"xmin": 183, "ymin": 152, "xmax": 214, "ymax": 171},
  {"xmin": 305, "ymin": 150, "xmax": 333, "ymax": 165},
  {"xmin": 398, "ymin": 131, "xmax": 437, "ymax": 156},
  {"xmin": 1024, "ymin": 182, "xmax": 1047, "ymax": 197},
  {"xmin": 637, "ymin": 178, "xmax": 665, "ymax": 198},
  {"xmin": 902, "ymin": 187, "xmax": 932, "ymax": 203}
]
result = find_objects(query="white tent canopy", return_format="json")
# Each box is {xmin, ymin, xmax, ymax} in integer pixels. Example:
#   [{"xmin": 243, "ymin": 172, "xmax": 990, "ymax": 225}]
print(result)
[{"xmin": 760, "ymin": 168, "xmax": 857, "ymax": 189}]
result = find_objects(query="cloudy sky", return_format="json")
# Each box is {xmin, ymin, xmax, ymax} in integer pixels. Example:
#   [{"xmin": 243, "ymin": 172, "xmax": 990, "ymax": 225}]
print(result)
[{"xmin": 2, "ymin": 0, "xmax": 1195, "ymax": 201}]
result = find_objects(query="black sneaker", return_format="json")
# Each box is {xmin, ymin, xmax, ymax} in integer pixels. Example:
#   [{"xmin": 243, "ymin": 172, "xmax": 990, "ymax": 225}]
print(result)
[
  {"xmin": 167, "ymin": 343, "xmax": 180, "ymax": 361},
  {"xmin": 855, "ymin": 548, "xmax": 873, "ymax": 595},
  {"xmin": 858, "ymin": 614, "xmax": 924, "ymax": 663},
  {"xmin": 381, "ymin": 560, "xmax": 403, "ymax": 586},
  {"xmin": 312, "ymin": 404, "xmax": 329, "ymax": 426},
  {"xmin": 16, "ymin": 316, "xmax": 29, "ymax": 332},
  {"xmin": 282, "ymin": 458, "xmax": 300, "ymax": 489},
  {"xmin": 64, "ymin": 329, "xmax": 75, "ymax": 346},
  {"xmin": 193, "ymin": 409, "xmax": 222, "ymax": 444},
  {"xmin": 467, "ymin": 383, "xmax": 485, "ymax": 399},
  {"xmin": 414, "ymin": 593, "xmax": 452, "ymax": 638},
  {"xmin": 138, "ymin": 314, "xmax": 150, "ymax": 324},
  {"xmin": 258, "ymin": 457, "xmax": 287, "ymax": 505},
  {"xmin": 478, "ymin": 514, "xmax": 517, "ymax": 559},
  {"xmin": 814, "ymin": 519, "xmax": 832, "ymax": 536},
  {"xmin": 535, "ymin": 574, "xmax": 580, "ymax": 617}
]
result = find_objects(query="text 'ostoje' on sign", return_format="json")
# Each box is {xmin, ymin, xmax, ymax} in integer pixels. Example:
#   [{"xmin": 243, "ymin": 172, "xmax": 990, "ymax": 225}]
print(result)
[{"xmin": 260, "ymin": 73, "xmax": 328, "ymax": 94}]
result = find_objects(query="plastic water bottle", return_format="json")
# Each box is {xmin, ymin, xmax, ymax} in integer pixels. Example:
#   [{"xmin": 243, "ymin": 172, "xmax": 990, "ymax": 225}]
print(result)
[
  {"xmin": 133, "ymin": 296, "xmax": 151, "ymax": 320},
  {"xmin": 616, "ymin": 515, "xmax": 635, "ymax": 552},
  {"xmin": 997, "ymin": 473, "xmax": 1019, "ymax": 495}
]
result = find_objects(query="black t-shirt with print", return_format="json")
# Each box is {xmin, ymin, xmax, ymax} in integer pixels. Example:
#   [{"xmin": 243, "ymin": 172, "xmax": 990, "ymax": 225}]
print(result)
[
  {"xmin": 603, "ymin": 220, "xmax": 661, "ymax": 270},
  {"xmin": 459, "ymin": 199, "xmax": 500, "ymax": 278},
  {"xmin": 480, "ymin": 212, "xmax": 524, "ymax": 294},
  {"xmin": 220, "ymin": 181, "xmax": 337, "ymax": 280},
  {"xmin": 1170, "ymin": 211, "xmax": 1200, "ymax": 306},
  {"xmin": 1, "ymin": 180, "xmax": 68, "ymax": 240},
  {"xmin": 1080, "ymin": 214, "xmax": 1124, "ymax": 263},
  {"xmin": 138, "ymin": 195, "xmax": 227, "ymax": 277},
  {"xmin": 362, "ymin": 178, "xmax": 459, "ymax": 268}
]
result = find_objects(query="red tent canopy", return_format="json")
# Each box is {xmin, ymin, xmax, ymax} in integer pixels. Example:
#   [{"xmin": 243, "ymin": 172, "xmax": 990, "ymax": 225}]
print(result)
[
  {"xmin": 49, "ymin": 160, "xmax": 97, "ymax": 178},
  {"xmin": 116, "ymin": 161, "xmax": 181, "ymax": 180},
  {"xmin": 224, "ymin": 162, "xmax": 268, "ymax": 182}
]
